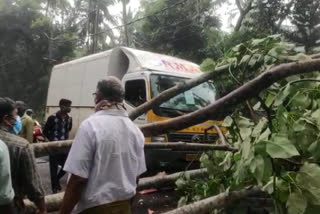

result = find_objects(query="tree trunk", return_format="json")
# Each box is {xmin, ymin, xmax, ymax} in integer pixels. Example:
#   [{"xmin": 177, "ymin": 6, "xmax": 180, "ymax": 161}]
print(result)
[
  {"xmin": 129, "ymin": 64, "xmax": 230, "ymax": 121},
  {"xmin": 122, "ymin": 0, "xmax": 129, "ymax": 46},
  {"xmin": 234, "ymin": 0, "xmax": 254, "ymax": 32},
  {"xmin": 32, "ymin": 141, "xmax": 236, "ymax": 158},
  {"xmin": 163, "ymin": 187, "xmax": 263, "ymax": 214},
  {"xmin": 24, "ymin": 169, "xmax": 208, "ymax": 213},
  {"xmin": 140, "ymin": 59, "xmax": 320, "ymax": 137}
]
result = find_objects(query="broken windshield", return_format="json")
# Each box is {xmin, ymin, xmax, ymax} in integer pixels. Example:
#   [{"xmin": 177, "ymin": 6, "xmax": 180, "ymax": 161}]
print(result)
[{"xmin": 150, "ymin": 74, "xmax": 217, "ymax": 117}]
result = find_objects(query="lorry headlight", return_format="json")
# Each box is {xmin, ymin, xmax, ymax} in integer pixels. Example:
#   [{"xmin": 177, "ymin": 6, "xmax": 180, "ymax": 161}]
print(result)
[{"xmin": 151, "ymin": 136, "xmax": 167, "ymax": 142}]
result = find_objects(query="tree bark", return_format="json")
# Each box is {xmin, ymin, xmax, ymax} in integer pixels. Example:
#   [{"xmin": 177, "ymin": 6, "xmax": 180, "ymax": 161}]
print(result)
[
  {"xmin": 163, "ymin": 187, "xmax": 262, "ymax": 214},
  {"xmin": 128, "ymin": 64, "xmax": 230, "ymax": 121},
  {"xmin": 32, "ymin": 141, "xmax": 236, "ymax": 158},
  {"xmin": 140, "ymin": 59, "xmax": 320, "ymax": 137},
  {"xmin": 24, "ymin": 169, "xmax": 208, "ymax": 213}
]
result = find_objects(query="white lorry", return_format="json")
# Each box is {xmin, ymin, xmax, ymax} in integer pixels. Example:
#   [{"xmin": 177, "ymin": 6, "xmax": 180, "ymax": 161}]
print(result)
[{"xmin": 46, "ymin": 47, "xmax": 221, "ymax": 171}]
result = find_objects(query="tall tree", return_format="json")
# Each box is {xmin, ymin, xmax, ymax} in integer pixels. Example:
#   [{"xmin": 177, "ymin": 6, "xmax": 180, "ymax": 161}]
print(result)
[
  {"xmin": 133, "ymin": 0, "xmax": 223, "ymax": 63},
  {"xmin": 0, "ymin": 0, "xmax": 75, "ymax": 111},
  {"xmin": 288, "ymin": 0, "xmax": 320, "ymax": 52},
  {"xmin": 74, "ymin": 0, "xmax": 118, "ymax": 54}
]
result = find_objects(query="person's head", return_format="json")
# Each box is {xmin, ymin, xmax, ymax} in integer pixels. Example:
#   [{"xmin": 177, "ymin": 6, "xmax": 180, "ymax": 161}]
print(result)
[
  {"xmin": 59, "ymin": 99, "xmax": 72, "ymax": 114},
  {"xmin": 16, "ymin": 100, "xmax": 27, "ymax": 117},
  {"xmin": 26, "ymin": 109, "xmax": 33, "ymax": 117},
  {"xmin": 0, "ymin": 97, "xmax": 18, "ymax": 131},
  {"xmin": 94, "ymin": 76, "xmax": 124, "ymax": 104}
]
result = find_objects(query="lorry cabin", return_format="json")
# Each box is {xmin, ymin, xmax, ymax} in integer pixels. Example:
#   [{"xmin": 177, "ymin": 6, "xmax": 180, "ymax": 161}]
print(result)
[{"xmin": 46, "ymin": 47, "xmax": 221, "ymax": 144}]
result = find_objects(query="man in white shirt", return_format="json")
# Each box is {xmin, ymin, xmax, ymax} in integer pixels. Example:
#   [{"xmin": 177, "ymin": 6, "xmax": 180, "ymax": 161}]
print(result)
[
  {"xmin": 0, "ymin": 139, "xmax": 15, "ymax": 214},
  {"xmin": 59, "ymin": 76, "xmax": 147, "ymax": 214}
]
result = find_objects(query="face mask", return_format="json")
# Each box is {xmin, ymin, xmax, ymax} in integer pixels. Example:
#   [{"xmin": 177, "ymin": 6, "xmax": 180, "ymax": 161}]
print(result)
[{"xmin": 10, "ymin": 116, "xmax": 22, "ymax": 135}]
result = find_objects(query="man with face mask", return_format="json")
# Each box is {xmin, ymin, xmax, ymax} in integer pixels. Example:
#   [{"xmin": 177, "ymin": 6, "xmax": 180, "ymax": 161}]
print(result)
[
  {"xmin": 43, "ymin": 98, "xmax": 72, "ymax": 193},
  {"xmin": 0, "ymin": 97, "xmax": 46, "ymax": 214}
]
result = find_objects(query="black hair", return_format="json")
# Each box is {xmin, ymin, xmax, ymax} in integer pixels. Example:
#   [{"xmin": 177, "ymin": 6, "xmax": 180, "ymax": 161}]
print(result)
[
  {"xmin": 59, "ymin": 99, "xmax": 72, "ymax": 106},
  {"xmin": 97, "ymin": 76, "xmax": 124, "ymax": 102},
  {"xmin": 0, "ymin": 97, "xmax": 16, "ymax": 122},
  {"xmin": 16, "ymin": 100, "xmax": 26, "ymax": 117}
]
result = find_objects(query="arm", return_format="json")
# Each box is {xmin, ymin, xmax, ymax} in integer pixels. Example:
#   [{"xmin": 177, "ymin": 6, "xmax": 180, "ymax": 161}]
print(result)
[
  {"xmin": 43, "ymin": 116, "xmax": 54, "ymax": 140},
  {"xmin": 60, "ymin": 121, "xmax": 94, "ymax": 213},
  {"xmin": 68, "ymin": 117, "xmax": 73, "ymax": 132},
  {"xmin": 21, "ymin": 145, "xmax": 46, "ymax": 214},
  {"xmin": 25, "ymin": 118, "xmax": 34, "ymax": 143},
  {"xmin": 59, "ymin": 174, "xmax": 87, "ymax": 214},
  {"xmin": 0, "ymin": 143, "xmax": 15, "ymax": 214}
]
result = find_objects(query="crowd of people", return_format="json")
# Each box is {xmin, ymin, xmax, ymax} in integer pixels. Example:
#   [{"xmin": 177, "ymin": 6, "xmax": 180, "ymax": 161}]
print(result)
[{"xmin": 0, "ymin": 77, "xmax": 147, "ymax": 214}]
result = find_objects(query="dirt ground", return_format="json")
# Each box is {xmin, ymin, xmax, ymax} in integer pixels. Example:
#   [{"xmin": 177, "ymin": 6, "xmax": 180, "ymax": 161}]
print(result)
[{"xmin": 36, "ymin": 158, "xmax": 179, "ymax": 214}]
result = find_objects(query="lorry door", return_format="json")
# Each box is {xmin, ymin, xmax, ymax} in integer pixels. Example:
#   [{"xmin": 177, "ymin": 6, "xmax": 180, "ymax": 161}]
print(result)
[{"xmin": 123, "ymin": 77, "xmax": 148, "ymax": 125}]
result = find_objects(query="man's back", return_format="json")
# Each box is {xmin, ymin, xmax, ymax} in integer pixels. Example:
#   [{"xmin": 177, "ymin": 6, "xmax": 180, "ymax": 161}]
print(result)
[
  {"xmin": 64, "ymin": 109, "xmax": 146, "ymax": 213},
  {"xmin": 0, "ymin": 130, "xmax": 44, "ymax": 209},
  {"xmin": 20, "ymin": 114, "xmax": 34, "ymax": 143}
]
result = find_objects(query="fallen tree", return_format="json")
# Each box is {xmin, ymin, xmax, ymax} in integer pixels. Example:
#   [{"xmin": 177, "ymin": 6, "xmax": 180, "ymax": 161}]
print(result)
[
  {"xmin": 128, "ymin": 64, "xmax": 230, "ymax": 120},
  {"xmin": 140, "ymin": 58, "xmax": 320, "ymax": 137},
  {"xmin": 24, "ymin": 168, "xmax": 208, "ymax": 213},
  {"xmin": 163, "ymin": 187, "xmax": 263, "ymax": 214},
  {"xmin": 32, "ymin": 141, "xmax": 236, "ymax": 158}
]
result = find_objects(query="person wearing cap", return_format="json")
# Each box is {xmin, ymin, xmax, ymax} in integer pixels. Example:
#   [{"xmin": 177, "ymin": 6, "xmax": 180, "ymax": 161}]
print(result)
[{"xmin": 16, "ymin": 102, "xmax": 34, "ymax": 143}]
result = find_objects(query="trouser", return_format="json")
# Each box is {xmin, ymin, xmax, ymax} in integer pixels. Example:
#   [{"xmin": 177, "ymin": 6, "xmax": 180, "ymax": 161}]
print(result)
[
  {"xmin": 80, "ymin": 200, "xmax": 132, "ymax": 214},
  {"xmin": 49, "ymin": 154, "xmax": 67, "ymax": 192}
]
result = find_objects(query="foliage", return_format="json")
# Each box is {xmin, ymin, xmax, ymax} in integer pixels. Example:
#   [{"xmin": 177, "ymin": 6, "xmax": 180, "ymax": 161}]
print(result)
[
  {"xmin": 201, "ymin": 35, "xmax": 306, "ymax": 96},
  {"xmin": 177, "ymin": 35, "xmax": 320, "ymax": 213},
  {"xmin": 0, "ymin": 1, "xmax": 76, "ymax": 111},
  {"xmin": 287, "ymin": 0, "xmax": 320, "ymax": 53},
  {"xmin": 133, "ymin": 0, "xmax": 225, "ymax": 63}
]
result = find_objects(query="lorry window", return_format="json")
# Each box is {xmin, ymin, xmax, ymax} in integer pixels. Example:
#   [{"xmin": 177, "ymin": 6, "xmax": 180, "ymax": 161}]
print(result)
[
  {"xmin": 150, "ymin": 74, "xmax": 217, "ymax": 117},
  {"xmin": 125, "ymin": 79, "xmax": 147, "ymax": 107}
]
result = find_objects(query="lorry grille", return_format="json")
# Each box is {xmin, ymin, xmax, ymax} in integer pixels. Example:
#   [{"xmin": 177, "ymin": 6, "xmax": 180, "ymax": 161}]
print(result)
[{"xmin": 167, "ymin": 133, "xmax": 218, "ymax": 143}]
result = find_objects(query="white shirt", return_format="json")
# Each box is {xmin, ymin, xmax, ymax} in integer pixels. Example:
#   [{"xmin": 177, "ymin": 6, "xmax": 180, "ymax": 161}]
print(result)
[
  {"xmin": 0, "ymin": 139, "xmax": 14, "ymax": 205},
  {"xmin": 64, "ymin": 109, "xmax": 146, "ymax": 214}
]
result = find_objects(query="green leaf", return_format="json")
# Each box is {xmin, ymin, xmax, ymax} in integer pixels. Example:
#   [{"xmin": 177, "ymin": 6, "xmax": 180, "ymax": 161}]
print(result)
[
  {"xmin": 257, "ymin": 128, "xmax": 271, "ymax": 142},
  {"xmin": 239, "ymin": 55, "xmax": 251, "ymax": 65},
  {"xmin": 242, "ymin": 137, "xmax": 251, "ymax": 160},
  {"xmin": 285, "ymin": 53, "xmax": 312, "ymax": 62},
  {"xmin": 200, "ymin": 58, "xmax": 215, "ymax": 72},
  {"xmin": 248, "ymin": 54, "xmax": 262, "ymax": 67},
  {"xmin": 266, "ymin": 134, "xmax": 300, "ymax": 158},
  {"xmin": 175, "ymin": 178, "xmax": 187, "ymax": 189},
  {"xmin": 177, "ymin": 196, "xmax": 188, "ymax": 207},
  {"xmin": 287, "ymin": 192, "xmax": 307, "ymax": 214},
  {"xmin": 223, "ymin": 116, "xmax": 233, "ymax": 127},
  {"xmin": 240, "ymin": 127, "xmax": 252, "ymax": 140},
  {"xmin": 252, "ymin": 118, "xmax": 268, "ymax": 138},
  {"xmin": 238, "ymin": 116, "xmax": 254, "ymax": 128},
  {"xmin": 308, "ymin": 141, "xmax": 320, "ymax": 160},
  {"xmin": 311, "ymin": 109, "xmax": 320, "ymax": 126},
  {"xmin": 251, "ymin": 38, "xmax": 266, "ymax": 47},
  {"xmin": 265, "ymin": 92, "xmax": 277, "ymax": 107},
  {"xmin": 274, "ymin": 84, "xmax": 291, "ymax": 107},
  {"xmin": 254, "ymin": 140, "xmax": 267, "ymax": 156},
  {"xmin": 296, "ymin": 163, "xmax": 320, "ymax": 205},
  {"xmin": 291, "ymin": 93, "xmax": 311, "ymax": 109},
  {"xmin": 250, "ymin": 155, "xmax": 265, "ymax": 184}
]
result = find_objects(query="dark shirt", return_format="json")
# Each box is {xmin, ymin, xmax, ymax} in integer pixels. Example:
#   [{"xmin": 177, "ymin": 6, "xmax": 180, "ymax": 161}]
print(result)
[
  {"xmin": 0, "ymin": 129, "xmax": 45, "ymax": 206},
  {"xmin": 43, "ymin": 112, "xmax": 72, "ymax": 141}
]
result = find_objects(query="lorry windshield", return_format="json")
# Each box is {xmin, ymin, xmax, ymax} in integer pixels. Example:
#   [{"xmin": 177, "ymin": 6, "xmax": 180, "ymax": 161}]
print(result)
[{"xmin": 150, "ymin": 74, "xmax": 217, "ymax": 117}]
